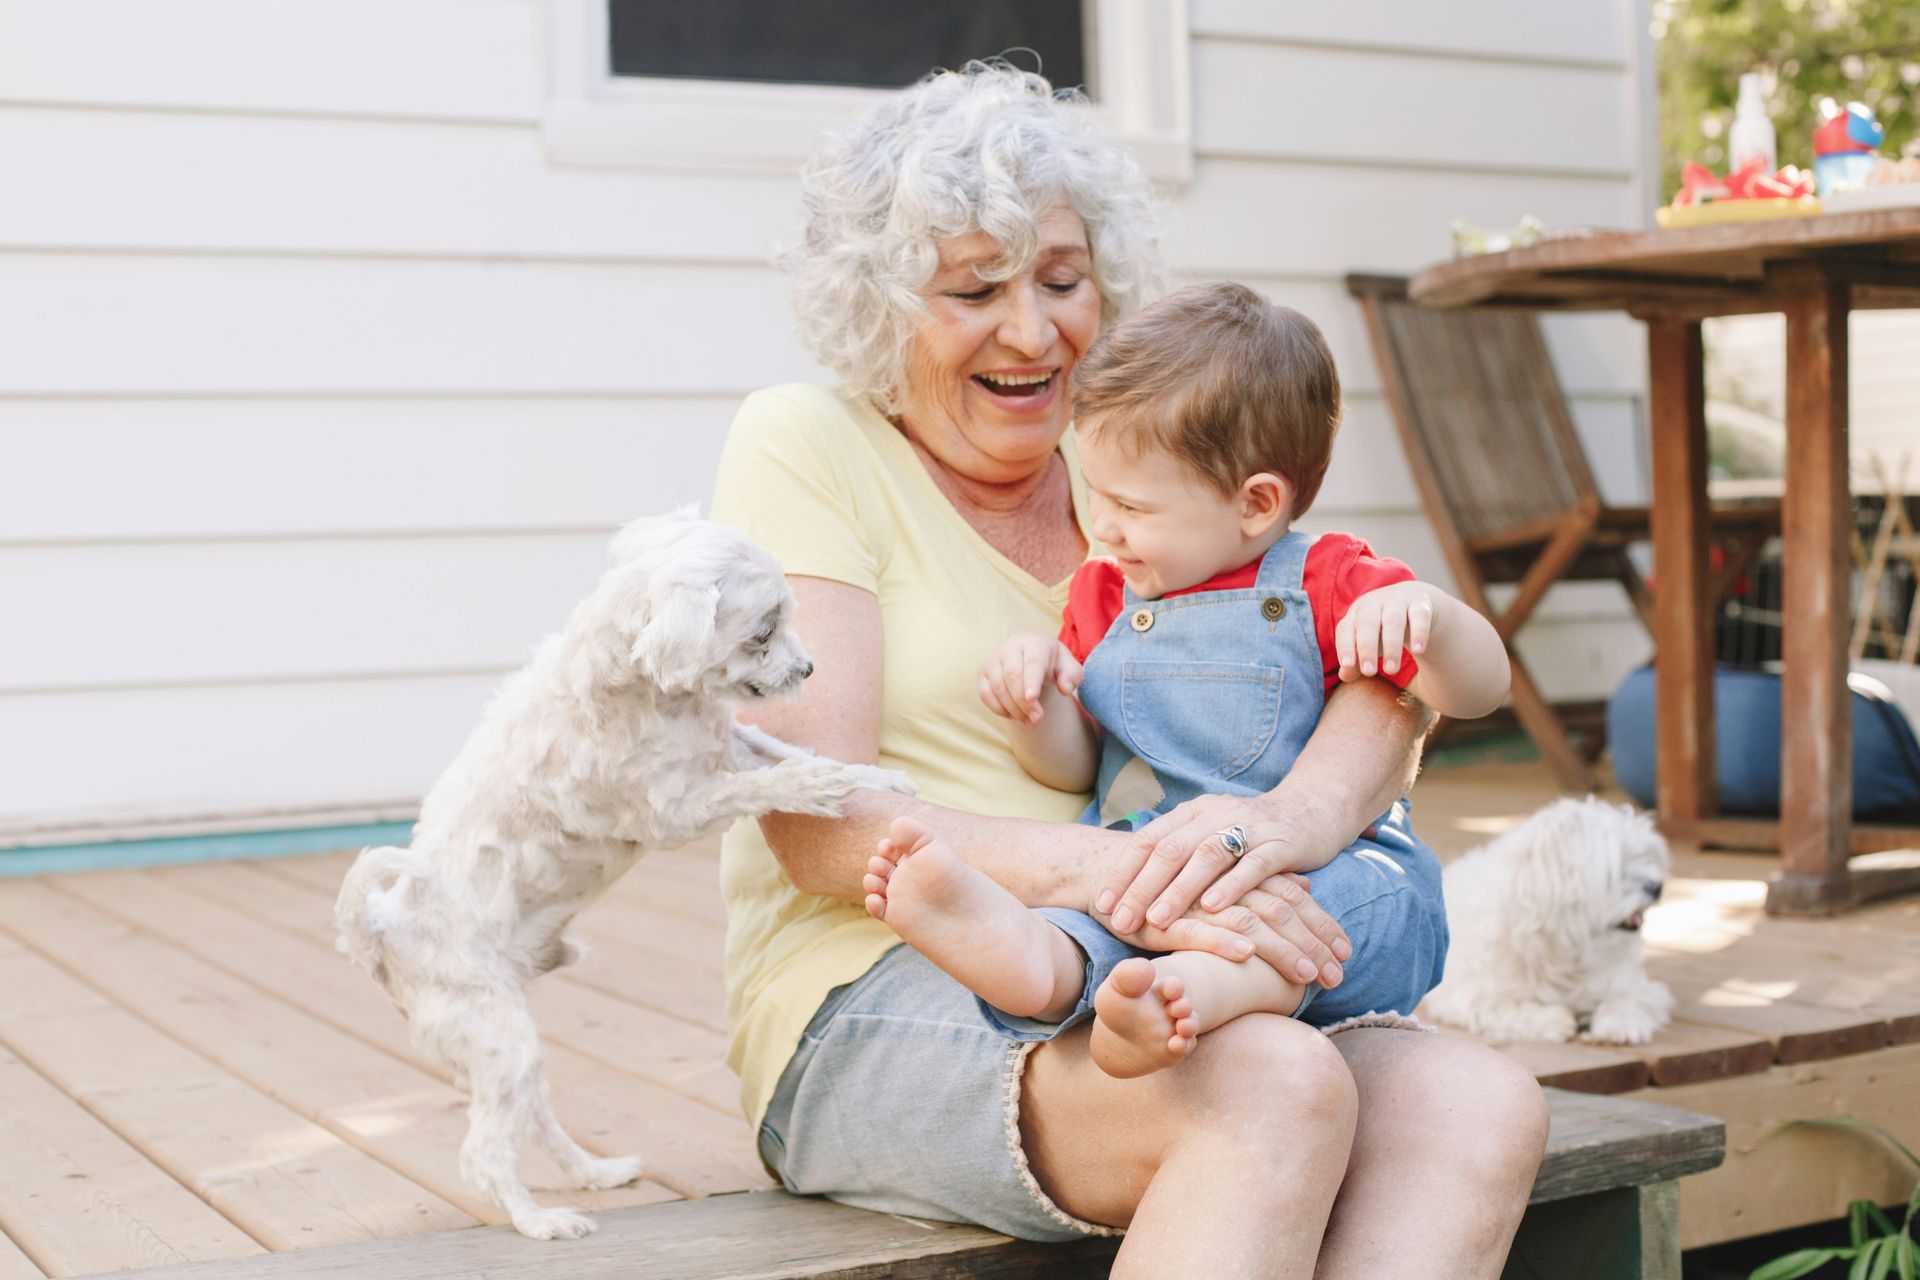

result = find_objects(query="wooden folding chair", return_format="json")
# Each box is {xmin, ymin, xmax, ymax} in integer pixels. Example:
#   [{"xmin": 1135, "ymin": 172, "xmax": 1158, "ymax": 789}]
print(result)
[{"xmin": 1345, "ymin": 274, "xmax": 1780, "ymax": 791}]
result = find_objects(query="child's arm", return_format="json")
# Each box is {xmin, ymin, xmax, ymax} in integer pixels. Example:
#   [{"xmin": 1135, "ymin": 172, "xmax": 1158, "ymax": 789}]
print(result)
[
  {"xmin": 1335, "ymin": 582, "xmax": 1510, "ymax": 720},
  {"xmin": 979, "ymin": 633, "xmax": 1102, "ymax": 793}
]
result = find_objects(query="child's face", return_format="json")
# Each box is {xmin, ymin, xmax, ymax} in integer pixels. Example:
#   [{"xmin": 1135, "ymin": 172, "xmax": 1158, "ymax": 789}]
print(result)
[{"xmin": 1077, "ymin": 418, "xmax": 1276, "ymax": 599}]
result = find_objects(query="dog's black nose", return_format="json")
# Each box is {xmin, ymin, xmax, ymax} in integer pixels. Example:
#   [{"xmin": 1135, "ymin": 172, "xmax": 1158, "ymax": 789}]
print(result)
[{"xmin": 800, "ymin": 661, "xmax": 815, "ymax": 680}]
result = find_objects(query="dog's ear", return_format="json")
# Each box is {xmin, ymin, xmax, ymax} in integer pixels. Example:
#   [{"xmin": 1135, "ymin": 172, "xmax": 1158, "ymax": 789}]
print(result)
[{"xmin": 631, "ymin": 582, "xmax": 720, "ymax": 692}]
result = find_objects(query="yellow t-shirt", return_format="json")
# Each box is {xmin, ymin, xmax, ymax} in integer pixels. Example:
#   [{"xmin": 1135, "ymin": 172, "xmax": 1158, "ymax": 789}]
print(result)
[{"xmin": 709, "ymin": 383, "xmax": 1094, "ymax": 1127}]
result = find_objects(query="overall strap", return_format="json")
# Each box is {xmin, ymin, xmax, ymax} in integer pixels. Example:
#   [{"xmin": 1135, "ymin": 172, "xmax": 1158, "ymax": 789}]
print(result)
[{"xmin": 1254, "ymin": 529, "xmax": 1315, "ymax": 591}]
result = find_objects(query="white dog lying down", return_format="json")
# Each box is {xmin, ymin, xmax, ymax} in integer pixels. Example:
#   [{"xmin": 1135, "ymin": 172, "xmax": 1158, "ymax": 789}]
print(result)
[
  {"xmin": 335, "ymin": 512, "xmax": 913, "ymax": 1240},
  {"xmin": 1423, "ymin": 796, "xmax": 1673, "ymax": 1046}
]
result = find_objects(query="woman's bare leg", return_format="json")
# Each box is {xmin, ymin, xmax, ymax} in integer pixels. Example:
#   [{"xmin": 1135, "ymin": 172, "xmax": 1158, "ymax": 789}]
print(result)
[
  {"xmin": 1317, "ymin": 1028, "xmax": 1549, "ymax": 1279},
  {"xmin": 1020, "ymin": 1012, "xmax": 1357, "ymax": 1279}
]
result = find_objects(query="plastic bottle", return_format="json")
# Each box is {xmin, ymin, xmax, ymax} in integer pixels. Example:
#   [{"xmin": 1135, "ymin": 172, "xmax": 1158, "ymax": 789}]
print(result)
[{"xmin": 1728, "ymin": 72, "xmax": 1776, "ymax": 174}]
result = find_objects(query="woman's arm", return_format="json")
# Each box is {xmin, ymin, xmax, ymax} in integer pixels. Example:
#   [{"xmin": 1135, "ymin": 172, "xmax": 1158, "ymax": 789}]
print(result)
[
  {"xmin": 1099, "ymin": 677, "xmax": 1433, "ymax": 946},
  {"xmin": 743, "ymin": 577, "xmax": 1351, "ymax": 980}
]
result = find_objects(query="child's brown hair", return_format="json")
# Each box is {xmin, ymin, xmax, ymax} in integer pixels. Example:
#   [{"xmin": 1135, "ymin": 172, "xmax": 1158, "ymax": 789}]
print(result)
[{"xmin": 1072, "ymin": 282, "xmax": 1342, "ymax": 517}]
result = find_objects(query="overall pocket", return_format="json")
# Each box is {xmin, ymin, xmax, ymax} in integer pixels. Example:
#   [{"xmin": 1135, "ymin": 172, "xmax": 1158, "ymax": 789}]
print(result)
[{"xmin": 1120, "ymin": 660, "xmax": 1284, "ymax": 782}]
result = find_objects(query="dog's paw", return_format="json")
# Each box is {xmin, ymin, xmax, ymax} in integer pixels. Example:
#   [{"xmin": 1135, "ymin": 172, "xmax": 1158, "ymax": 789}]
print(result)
[
  {"xmin": 575, "ymin": 1153, "xmax": 643, "ymax": 1191},
  {"xmin": 511, "ymin": 1205, "xmax": 597, "ymax": 1240},
  {"xmin": 1585, "ymin": 987, "xmax": 1672, "ymax": 1046}
]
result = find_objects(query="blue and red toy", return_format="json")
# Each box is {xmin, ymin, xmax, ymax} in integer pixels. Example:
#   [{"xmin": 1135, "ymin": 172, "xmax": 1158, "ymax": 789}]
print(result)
[{"xmin": 1813, "ymin": 101, "xmax": 1884, "ymax": 196}]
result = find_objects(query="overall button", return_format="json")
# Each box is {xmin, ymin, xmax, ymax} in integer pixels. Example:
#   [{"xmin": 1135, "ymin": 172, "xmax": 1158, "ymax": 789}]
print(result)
[
  {"xmin": 1130, "ymin": 608, "xmax": 1155, "ymax": 633},
  {"xmin": 1261, "ymin": 596, "xmax": 1287, "ymax": 621}
]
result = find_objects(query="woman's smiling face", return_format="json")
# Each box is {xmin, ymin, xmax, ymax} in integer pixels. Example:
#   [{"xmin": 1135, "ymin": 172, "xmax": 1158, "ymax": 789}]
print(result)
[{"xmin": 892, "ymin": 205, "xmax": 1103, "ymax": 484}]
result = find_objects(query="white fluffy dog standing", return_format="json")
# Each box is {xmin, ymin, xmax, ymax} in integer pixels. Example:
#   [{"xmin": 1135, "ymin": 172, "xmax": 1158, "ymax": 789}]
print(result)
[
  {"xmin": 1424, "ymin": 797, "xmax": 1673, "ymax": 1045},
  {"xmin": 335, "ymin": 511, "xmax": 913, "ymax": 1240}
]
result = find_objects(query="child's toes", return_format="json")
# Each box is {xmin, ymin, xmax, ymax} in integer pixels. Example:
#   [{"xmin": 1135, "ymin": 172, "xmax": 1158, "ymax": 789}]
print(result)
[
  {"xmin": 1172, "ymin": 1014, "xmax": 1198, "ymax": 1038},
  {"xmin": 863, "ymin": 891, "xmax": 888, "ymax": 920},
  {"xmin": 1164, "ymin": 994, "xmax": 1193, "ymax": 1021},
  {"xmin": 1158, "ymin": 975, "xmax": 1186, "ymax": 1003}
]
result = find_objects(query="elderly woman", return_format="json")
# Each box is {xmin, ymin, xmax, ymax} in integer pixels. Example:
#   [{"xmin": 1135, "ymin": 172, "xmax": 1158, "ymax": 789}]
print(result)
[{"xmin": 711, "ymin": 62, "xmax": 1548, "ymax": 1277}]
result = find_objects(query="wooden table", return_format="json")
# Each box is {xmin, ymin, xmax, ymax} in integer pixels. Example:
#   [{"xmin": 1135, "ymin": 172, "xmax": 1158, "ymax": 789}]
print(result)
[{"xmin": 1411, "ymin": 208, "xmax": 1920, "ymax": 915}]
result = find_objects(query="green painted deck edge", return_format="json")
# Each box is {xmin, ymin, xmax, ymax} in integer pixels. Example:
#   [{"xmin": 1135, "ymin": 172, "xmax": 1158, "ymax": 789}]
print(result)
[{"xmin": 0, "ymin": 821, "xmax": 414, "ymax": 878}]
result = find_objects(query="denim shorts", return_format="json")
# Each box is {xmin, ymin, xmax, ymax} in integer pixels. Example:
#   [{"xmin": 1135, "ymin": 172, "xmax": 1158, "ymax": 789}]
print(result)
[
  {"xmin": 757, "ymin": 933, "xmax": 1118, "ymax": 1242},
  {"xmin": 755, "ymin": 812, "xmax": 1446, "ymax": 1242}
]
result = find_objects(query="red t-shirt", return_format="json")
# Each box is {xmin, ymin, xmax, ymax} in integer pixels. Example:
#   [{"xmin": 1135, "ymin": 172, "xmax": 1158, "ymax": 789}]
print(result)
[{"xmin": 1057, "ymin": 533, "xmax": 1420, "ymax": 694}]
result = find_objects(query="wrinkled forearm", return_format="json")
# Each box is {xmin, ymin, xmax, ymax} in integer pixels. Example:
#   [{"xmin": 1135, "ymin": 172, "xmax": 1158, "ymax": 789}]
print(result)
[{"xmin": 1256, "ymin": 678, "xmax": 1430, "ymax": 872}]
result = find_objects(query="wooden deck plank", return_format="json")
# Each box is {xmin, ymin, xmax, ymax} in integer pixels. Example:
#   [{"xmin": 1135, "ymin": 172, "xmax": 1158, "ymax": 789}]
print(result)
[
  {"xmin": 0, "ymin": 944, "xmax": 475, "ymax": 1249},
  {"xmin": 140, "ymin": 859, "xmax": 741, "ymax": 1120},
  {"xmin": 0, "ymin": 881, "xmax": 672, "ymax": 1226},
  {"xmin": 0, "ymin": 1048, "xmax": 263, "ymax": 1277},
  {"xmin": 0, "ymin": 1230, "xmax": 44, "ymax": 1280},
  {"xmin": 1623, "ymin": 1019, "xmax": 1776, "ymax": 1088},
  {"xmin": 136, "ymin": 866, "xmax": 767, "ymax": 1198},
  {"xmin": 1661, "ymin": 971, "xmax": 1894, "ymax": 1063},
  {"xmin": 63, "ymin": 868, "xmax": 742, "ymax": 1118},
  {"xmin": 179, "ymin": 860, "xmax": 731, "ymax": 1038},
  {"xmin": 1480, "ymin": 1038, "xmax": 1650, "ymax": 1094}
]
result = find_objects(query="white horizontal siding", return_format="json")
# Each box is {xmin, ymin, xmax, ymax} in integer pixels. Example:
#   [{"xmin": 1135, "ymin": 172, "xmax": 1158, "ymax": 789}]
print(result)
[
  {"xmin": 1, "ymin": 397, "xmax": 732, "ymax": 542},
  {"xmin": 1172, "ymin": 158, "xmax": 1637, "ymax": 278},
  {"xmin": 1, "ymin": 535, "xmax": 608, "ymax": 691},
  {"xmin": 1191, "ymin": 39, "xmax": 1633, "ymax": 175},
  {"xmin": 1190, "ymin": 0, "xmax": 1630, "ymax": 67},
  {"xmin": 0, "ymin": 0, "xmax": 541, "ymax": 123},
  {"xmin": 0, "ymin": 107, "xmax": 797, "ymax": 263},
  {"xmin": 3, "ymin": 1, "xmax": 1655, "ymax": 828},
  {"xmin": 0, "ymin": 256, "xmax": 1637, "ymax": 402},
  {"xmin": 0, "ymin": 677, "xmax": 501, "ymax": 819},
  {"xmin": 0, "ymin": 256, "xmax": 817, "ymax": 394}
]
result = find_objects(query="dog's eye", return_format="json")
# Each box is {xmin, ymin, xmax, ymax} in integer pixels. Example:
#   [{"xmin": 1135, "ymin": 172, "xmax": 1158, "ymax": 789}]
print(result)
[{"xmin": 753, "ymin": 628, "xmax": 774, "ymax": 646}]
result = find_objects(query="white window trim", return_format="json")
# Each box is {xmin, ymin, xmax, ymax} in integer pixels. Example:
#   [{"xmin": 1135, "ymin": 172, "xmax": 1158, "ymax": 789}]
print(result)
[{"xmin": 541, "ymin": 0, "xmax": 1192, "ymax": 184}]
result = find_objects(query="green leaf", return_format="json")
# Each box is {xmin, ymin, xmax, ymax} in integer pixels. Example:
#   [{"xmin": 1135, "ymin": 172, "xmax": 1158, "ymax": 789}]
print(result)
[
  {"xmin": 1908, "ymin": 1175, "xmax": 1920, "ymax": 1230},
  {"xmin": 1751, "ymin": 1248, "xmax": 1847, "ymax": 1280},
  {"xmin": 1857, "ymin": 1239, "xmax": 1881, "ymax": 1280},
  {"xmin": 1867, "ymin": 1204, "xmax": 1901, "ymax": 1238},
  {"xmin": 1896, "ymin": 1234, "xmax": 1916, "ymax": 1280},
  {"xmin": 1874, "ymin": 1238, "xmax": 1900, "ymax": 1280},
  {"xmin": 1857, "ymin": 1201, "xmax": 1875, "ymax": 1248}
]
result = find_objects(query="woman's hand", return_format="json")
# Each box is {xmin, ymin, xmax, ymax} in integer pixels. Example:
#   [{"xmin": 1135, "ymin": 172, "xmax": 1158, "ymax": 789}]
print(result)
[
  {"xmin": 1121, "ymin": 871, "xmax": 1350, "ymax": 989},
  {"xmin": 1095, "ymin": 793, "xmax": 1354, "ymax": 986}
]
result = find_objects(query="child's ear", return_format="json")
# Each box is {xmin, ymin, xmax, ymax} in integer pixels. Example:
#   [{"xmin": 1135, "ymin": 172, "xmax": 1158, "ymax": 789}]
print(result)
[{"xmin": 1239, "ymin": 472, "xmax": 1293, "ymax": 536}]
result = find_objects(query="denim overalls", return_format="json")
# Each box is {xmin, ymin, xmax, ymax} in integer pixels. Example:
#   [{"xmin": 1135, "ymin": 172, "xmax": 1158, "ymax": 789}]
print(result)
[{"xmin": 991, "ymin": 532, "xmax": 1448, "ymax": 1031}]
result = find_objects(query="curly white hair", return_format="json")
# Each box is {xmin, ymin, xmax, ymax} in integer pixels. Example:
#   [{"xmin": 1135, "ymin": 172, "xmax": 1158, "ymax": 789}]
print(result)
[{"xmin": 778, "ymin": 59, "xmax": 1166, "ymax": 413}]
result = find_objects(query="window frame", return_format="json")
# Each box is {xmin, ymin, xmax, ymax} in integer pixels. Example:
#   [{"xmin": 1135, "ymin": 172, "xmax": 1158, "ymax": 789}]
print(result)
[{"xmin": 541, "ymin": 0, "xmax": 1192, "ymax": 184}]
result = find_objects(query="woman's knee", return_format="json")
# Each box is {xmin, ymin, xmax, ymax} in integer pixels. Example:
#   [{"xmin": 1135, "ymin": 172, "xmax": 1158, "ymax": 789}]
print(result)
[
  {"xmin": 1422, "ymin": 1039, "xmax": 1549, "ymax": 1192},
  {"xmin": 1185, "ymin": 1014, "xmax": 1359, "ymax": 1135}
]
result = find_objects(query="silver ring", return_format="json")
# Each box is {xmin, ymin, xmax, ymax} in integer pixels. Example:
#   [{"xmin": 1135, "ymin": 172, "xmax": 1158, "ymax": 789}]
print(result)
[{"xmin": 1215, "ymin": 825, "xmax": 1248, "ymax": 858}]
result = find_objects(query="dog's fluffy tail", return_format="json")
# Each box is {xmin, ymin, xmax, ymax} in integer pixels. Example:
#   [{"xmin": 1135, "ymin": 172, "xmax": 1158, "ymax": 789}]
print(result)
[{"xmin": 334, "ymin": 844, "xmax": 430, "ymax": 984}]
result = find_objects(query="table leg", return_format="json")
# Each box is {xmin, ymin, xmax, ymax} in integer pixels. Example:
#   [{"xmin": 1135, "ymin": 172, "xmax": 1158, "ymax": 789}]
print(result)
[
  {"xmin": 1770, "ymin": 282, "xmax": 1853, "ymax": 915},
  {"xmin": 1646, "ymin": 319, "xmax": 1715, "ymax": 826}
]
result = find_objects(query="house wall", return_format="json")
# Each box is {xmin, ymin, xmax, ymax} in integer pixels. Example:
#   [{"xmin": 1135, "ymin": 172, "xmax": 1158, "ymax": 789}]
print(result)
[{"xmin": 0, "ymin": 0, "xmax": 1657, "ymax": 836}]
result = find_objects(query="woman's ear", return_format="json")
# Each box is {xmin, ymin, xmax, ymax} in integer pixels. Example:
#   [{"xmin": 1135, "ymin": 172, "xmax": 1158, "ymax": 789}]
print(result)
[{"xmin": 1238, "ymin": 472, "xmax": 1293, "ymax": 537}]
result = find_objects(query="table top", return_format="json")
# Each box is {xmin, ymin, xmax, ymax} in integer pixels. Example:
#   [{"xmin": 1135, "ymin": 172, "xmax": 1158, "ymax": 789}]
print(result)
[{"xmin": 1411, "ymin": 206, "xmax": 1920, "ymax": 315}]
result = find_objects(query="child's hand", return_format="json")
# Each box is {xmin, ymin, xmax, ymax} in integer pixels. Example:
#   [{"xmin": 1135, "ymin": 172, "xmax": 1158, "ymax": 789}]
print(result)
[
  {"xmin": 1335, "ymin": 582, "xmax": 1436, "ymax": 682},
  {"xmin": 979, "ymin": 634, "xmax": 1084, "ymax": 725}
]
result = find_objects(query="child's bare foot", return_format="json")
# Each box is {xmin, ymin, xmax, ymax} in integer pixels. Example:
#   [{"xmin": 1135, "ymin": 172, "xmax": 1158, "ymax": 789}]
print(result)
[
  {"xmin": 866, "ymin": 816, "xmax": 1082, "ymax": 1021},
  {"xmin": 1089, "ymin": 957, "xmax": 1198, "ymax": 1078}
]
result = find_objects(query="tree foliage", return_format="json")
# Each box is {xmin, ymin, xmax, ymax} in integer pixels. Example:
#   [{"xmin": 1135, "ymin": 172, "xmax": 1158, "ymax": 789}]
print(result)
[{"xmin": 1656, "ymin": 0, "xmax": 1920, "ymax": 200}]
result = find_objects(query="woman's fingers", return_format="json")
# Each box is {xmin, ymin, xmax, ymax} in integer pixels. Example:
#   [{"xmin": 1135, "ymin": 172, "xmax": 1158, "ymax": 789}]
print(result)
[
  {"xmin": 1146, "ymin": 826, "xmax": 1243, "ymax": 930},
  {"xmin": 1103, "ymin": 808, "xmax": 1201, "ymax": 934},
  {"xmin": 1245, "ymin": 874, "xmax": 1351, "ymax": 981}
]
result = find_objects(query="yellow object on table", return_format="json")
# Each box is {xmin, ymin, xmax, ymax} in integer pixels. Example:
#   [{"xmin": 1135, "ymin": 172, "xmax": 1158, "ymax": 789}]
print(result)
[{"xmin": 1655, "ymin": 197, "xmax": 1822, "ymax": 227}]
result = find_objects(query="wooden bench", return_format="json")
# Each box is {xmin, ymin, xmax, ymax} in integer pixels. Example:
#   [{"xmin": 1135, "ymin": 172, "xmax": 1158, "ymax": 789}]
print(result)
[{"xmin": 83, "ymin": 1088, "xmax": 1722, "ymax": 1280}]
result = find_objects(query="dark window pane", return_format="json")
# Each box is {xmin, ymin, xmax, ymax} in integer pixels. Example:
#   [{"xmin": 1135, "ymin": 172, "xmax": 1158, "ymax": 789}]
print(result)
[{"xmin": 608, "ymin": 0, "xmax": 1087, "ymax": 95}]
